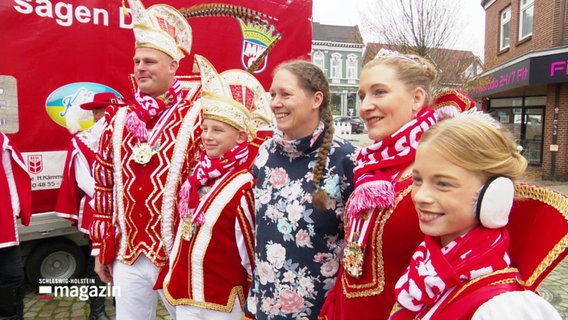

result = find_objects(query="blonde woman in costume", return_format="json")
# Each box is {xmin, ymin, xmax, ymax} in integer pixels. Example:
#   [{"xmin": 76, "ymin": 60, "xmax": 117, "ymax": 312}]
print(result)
[{"xmin": 320, "ymin": 53, "xmax": 470, "ymax": 320}]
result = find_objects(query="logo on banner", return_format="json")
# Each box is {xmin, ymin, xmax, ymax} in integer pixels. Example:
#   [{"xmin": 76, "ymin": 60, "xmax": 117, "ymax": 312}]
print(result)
[
  {"xmin": 239, "ymin": 19, "xmax": 280, "ymax": 73},
  {"xmin": 27, "ymin": 155, "xmax": 43, "ymax": 174},
  {"xmin": 45, "ymin": 83, "xmax": 123, "ymax": 131}
]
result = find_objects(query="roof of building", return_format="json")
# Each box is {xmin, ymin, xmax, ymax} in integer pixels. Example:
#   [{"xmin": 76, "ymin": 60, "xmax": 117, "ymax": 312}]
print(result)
[{"xmin": 312, "ymin": 22, "xmax": 364, "ymax": 44}]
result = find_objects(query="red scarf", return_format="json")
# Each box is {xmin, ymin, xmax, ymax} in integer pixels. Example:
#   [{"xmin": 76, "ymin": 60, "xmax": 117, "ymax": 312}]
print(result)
[
  {"xmin": 390, "ymin": 227, "xmax": 511, "ymax": 320},
  {"xmin": 346, "ymin": 107, "xmax": 436, "ymax": 220},
  {"xmin": 125, "ymin": 79, "xmax": 183, "ymax": 141},
  {"xmin": 177, "ymin": 142, "xmax": 249, "ymax": 223}
]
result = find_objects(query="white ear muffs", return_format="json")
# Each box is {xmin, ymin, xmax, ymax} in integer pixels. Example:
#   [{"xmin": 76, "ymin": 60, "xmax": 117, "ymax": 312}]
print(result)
[{"xmin": 475, "ymin": 176, "xmax": 515, "ymax": 228}]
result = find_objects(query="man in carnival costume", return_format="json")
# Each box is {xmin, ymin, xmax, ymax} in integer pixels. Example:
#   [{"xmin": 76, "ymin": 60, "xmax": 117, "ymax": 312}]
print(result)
[
  {"xmin": 56, "ymin": 92, "xmax": 128, "ymax": 320},
  {"xmin": 89, "ymin": 0, "xmax": 203, "ymax": 318},
  {"xmin": 0, "ymin": 133, "xmax": 31, "ymax": 320}
]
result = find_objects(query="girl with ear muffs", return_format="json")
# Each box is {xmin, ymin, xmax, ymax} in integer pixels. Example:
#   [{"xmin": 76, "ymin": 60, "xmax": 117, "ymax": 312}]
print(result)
[{"xmin": 389, "ymin": 111, "xmax": 563, "ymax": 319}]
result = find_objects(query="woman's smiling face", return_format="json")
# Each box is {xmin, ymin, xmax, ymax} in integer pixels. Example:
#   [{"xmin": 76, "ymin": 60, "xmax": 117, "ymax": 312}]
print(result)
[
  {"xmin": 357, "ymin": 64, "xmax": 422, "ymax": 142},
  {"xmin": 269, "ymin": 69, "xmax": 321, "ymax": 140}
]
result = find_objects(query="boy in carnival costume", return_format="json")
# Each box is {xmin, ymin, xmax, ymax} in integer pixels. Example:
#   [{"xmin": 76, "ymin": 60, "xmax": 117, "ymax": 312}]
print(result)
[{"xmin": 164, "ymin": 54, "xmax": 272, "ymax": 320}]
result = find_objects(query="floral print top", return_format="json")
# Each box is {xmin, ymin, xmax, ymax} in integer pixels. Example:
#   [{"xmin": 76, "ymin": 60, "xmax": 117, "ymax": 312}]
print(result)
[{"xmin": 246, "ymin": 124, "xmax": 357, "ymax": 319}]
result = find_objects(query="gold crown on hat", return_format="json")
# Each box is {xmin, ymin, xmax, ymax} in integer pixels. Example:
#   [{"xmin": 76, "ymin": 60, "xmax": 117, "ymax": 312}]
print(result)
[
  {"xmin": 195, "ymin": 55, "xmax": 273, "ymax": 140},
  {"xmin": 126, "ymin": 0, "xmax": 192, "ymax": 61}
]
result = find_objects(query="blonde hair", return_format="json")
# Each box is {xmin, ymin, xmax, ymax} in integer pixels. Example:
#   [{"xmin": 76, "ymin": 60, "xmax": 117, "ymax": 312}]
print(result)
[
  {"xmin": 419, "ymin": 113, "xmax": 527, "ymax": 181},
  {"xmin": 273, "ymin": 60, "xmax": 334, "ymax": 212},
  {"xmin": 363, "ymin": 55, "xmax": 437, "ymax": 105}
]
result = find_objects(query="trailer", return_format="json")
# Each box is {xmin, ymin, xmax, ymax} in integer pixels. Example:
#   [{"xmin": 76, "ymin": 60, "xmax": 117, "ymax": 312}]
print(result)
[{"xmin": 1, "ymin": 0, "xmax": 312, "ymax": 286}]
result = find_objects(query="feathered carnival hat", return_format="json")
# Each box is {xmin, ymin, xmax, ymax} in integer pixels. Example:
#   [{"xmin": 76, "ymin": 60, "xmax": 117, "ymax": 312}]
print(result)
[
  {"xmin": 194, "ymin": 54, "xmax": 273, "ymax": 140},
  {"xmin": 126, "ymin": 0, "xmax": 192, "ymax": 61},
  {"xmin": 431, "ymin": 88, "xmax": 477, "ymax": 119}
]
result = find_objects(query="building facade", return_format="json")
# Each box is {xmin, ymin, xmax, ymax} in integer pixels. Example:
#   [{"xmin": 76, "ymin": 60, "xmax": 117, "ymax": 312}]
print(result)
[
  {"xmin": 311, "ymin": 22, "xmax": 364, "ymax": 117},
  {"xmin": 471, "ymin": 0, "xmax": 568, "ymax": 180}
]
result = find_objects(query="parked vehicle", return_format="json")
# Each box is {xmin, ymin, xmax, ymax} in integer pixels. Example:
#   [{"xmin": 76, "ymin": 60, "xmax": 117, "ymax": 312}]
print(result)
[
  {"xmin": 334, "ymin": 116, "xmax": 365, "ymax": 134},
  {"xmin": 2, "ymin": 0, "xmax": 311, "ymax": 286}
]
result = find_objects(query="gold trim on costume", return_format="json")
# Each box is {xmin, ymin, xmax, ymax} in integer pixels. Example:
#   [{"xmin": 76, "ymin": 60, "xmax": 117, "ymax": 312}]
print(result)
[
  {"xmin": 514, "ymin": 183, "xmax": 568, "ymax": 287},
  {"xmin": 446, "ymin": 267, "xmax": 520, "ymax": 305},
  {"xmin": 341, "ymin": 184, "xmax": 412, "ymax": 298}
]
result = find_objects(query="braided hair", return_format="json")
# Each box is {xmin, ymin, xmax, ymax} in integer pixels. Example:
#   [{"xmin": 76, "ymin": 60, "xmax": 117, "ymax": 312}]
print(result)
[{"xmin": 274, "ymin": 60, "xmax": 335, "ymax": 212}]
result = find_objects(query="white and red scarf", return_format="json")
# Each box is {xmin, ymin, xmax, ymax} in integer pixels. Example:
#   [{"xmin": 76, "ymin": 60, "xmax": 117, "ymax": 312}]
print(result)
[
  {"xmin": 390, "ymin": 227, "xmax": 511, "ymax": 320},
  {"xmin": 177, "ymin": 142, "xmax": 249, "ymax": 224},
  {"xmin": 125, "ymin": 79, "xmax": 183, "ymax": 141},
  {"xmin": 346, "ymin": 107, "xmax": 436, "ymax": 220}
]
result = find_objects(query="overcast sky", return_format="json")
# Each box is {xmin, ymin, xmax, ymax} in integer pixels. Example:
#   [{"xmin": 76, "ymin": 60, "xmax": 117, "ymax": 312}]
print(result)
[{"xmin": 312, "ymin": 0, "xmax": 486, "ymax": 60}]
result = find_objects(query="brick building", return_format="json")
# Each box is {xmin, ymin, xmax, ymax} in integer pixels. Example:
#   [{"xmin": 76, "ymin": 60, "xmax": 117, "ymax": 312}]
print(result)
[{"xmin": 471, "ymin": 0, "xmax": 568, "ymax": 180}]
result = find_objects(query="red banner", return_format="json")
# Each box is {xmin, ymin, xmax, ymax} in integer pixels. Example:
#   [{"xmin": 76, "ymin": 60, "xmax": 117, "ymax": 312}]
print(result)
[{"xmin": 0, "ymin": 0, "xmax": 312, "ymax": 212}]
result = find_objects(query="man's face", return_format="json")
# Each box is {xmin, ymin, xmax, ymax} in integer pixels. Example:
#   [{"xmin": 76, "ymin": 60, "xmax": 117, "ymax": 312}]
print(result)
[{"xmin": 133, "ymin": 47, "xmax": 177, "ymax": 98}]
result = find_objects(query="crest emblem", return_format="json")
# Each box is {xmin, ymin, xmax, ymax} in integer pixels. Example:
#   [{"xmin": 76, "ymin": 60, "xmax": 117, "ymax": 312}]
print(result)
[
  {"xmin": 239, "ymin": 19, "xmax": 280, "ymax": 73},
  {"xmin": 28, "ymin": 154, "xmax": 43, "ymax": 174}
]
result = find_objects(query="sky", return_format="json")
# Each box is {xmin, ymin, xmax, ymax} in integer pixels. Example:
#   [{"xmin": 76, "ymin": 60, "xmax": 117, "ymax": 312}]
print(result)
[{"xmin": 312, "ymin": 0, "xmax": 486, "ymax": 60}]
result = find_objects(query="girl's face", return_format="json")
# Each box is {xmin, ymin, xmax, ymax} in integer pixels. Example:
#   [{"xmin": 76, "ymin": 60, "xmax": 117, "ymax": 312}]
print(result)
[
  {"xmin": 411, "ymin": 142, "xmax": 484, "ymax": 246},
  {"xmin": 269, "ymin": 69, "xmax": 322, "ymax": 140},
  {"xmin": 357, "ymin": 64, "xmax": 424, "ymax": 141},
  {"xmin": 201, "ymin": 118, "xmax": 245, "ymax": 159}
]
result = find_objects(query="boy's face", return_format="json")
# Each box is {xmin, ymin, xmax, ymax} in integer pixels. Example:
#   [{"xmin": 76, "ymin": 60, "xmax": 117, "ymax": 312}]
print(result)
[
  {"xmin": 411, "ymin": 142, "xmax": 485, "ymax": 246},
  {"xmin": 201, "ymin": 118, "xmax": 245, "ymax": 159}
]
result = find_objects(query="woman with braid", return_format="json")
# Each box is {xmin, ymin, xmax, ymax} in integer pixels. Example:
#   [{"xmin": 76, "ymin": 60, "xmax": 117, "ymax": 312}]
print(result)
[{"xmin": 245, "ymin": 60, "xmax": 357, "ymax": 319}]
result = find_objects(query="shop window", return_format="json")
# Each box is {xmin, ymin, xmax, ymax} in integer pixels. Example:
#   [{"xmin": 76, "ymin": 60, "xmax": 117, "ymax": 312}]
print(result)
[
  {"xmin": 489, "ymin": 97, "xmax": 545, "ymax": 166},
  {"xmin": 500, "ymin": 6, "xmax": 511, "ymax": 51}
]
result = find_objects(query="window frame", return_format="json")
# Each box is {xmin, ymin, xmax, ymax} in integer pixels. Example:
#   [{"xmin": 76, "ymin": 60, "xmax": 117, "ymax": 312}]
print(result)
[
  {"xmin": 330, "ymin": 53, "xmax": 343, "ymax": 79},
  {"xmin": 500, "ymin": 6, "xmax": 512, "ymax": 51},
  {"xmin": 518, "ymin": 0, "xmax": 534, "ymax": 41},
  {"xmin": 313, "ymin": 51, "xmax": 325, "ymax": 71},
  {"xmin": 346, "ymin": 54, "xmax": 358, "ymax": 79}
]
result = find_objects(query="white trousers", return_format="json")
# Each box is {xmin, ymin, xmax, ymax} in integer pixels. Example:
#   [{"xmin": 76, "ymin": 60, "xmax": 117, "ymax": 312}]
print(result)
[
  {"xmin": 113, "ymin": 256, "xmax": 176, "ymax": 320},
  {"xmin": 176, "ymin": 296, "xmax": 243, "ymax": 320}
]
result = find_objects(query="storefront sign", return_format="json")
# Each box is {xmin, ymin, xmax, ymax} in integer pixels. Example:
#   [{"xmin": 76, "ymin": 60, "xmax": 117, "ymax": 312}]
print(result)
[{"xmin": 469, "ymin": 51, "xmax": 568, "ymax": 97}]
